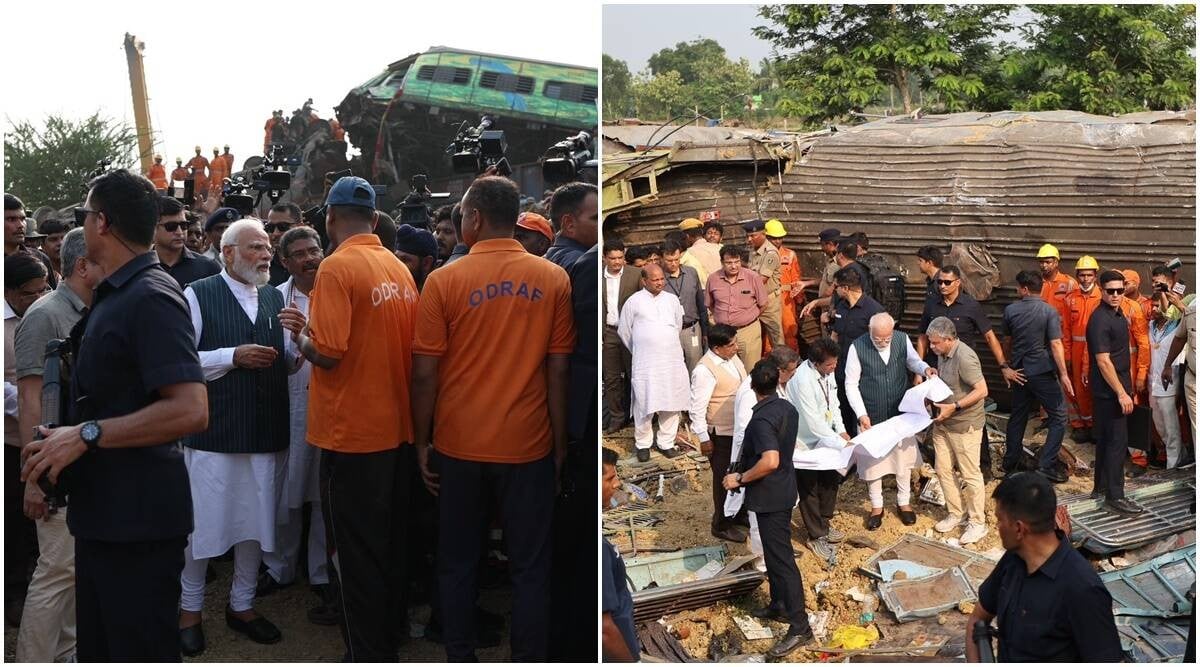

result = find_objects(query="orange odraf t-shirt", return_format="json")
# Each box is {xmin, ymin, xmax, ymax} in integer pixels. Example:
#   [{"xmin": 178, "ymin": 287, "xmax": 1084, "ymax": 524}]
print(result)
[
  {"xmin": 306, "ymin": 233, "xmax": 419, "ymax": 453},
  {"xmin": 413, "ymin": 238, "xmax": 576, "ymax": 463}
]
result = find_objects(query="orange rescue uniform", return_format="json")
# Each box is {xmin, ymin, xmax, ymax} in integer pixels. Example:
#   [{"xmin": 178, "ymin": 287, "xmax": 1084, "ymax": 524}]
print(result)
[
  {"xmin": 1041, "ymin": 270, "xmax": 1077, "ymax": 329},
  {"xmin": 170, "ymin": 166, "xmax": 189, "ymax": 185},
  {"xmin": 1064, "ymin": 285, "xmax": 1102, "ymax": 429},
  {"xmin": 208, "ymin": 155, "xmax": 229, "ymax": 199},
  {"xmin": 147, "ymin": 163, "xmax": 168, "ymax": 190},
  {"xmin": 778, "ymin": 246, "xmax": 801, "ymax": 350},
  {"xmin": 186, "ymin": 155, "xmax": 210, "ymax": 200}
]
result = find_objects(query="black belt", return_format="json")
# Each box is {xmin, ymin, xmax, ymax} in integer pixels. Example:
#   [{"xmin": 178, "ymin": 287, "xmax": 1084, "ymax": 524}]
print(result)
[{"xmin": 682, "ymin": 320, "xmax": 698, "ymax": 329}]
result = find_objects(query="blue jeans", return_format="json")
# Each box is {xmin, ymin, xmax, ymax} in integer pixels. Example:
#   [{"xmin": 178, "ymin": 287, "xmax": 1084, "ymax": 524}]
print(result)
[{"xmin": 1005, "ymin": 370, "xmax": 1067, "ymax": 472}]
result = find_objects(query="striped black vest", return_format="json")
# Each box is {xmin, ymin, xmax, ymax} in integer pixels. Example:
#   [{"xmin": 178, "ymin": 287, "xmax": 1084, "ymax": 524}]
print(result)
[
  {"xmin": 852, "ymin": 333, "xmax": 908, "ymax": 423},
  {"xmin": 185, "ymin": 274, "xmax": 289, "ymax": 454}
]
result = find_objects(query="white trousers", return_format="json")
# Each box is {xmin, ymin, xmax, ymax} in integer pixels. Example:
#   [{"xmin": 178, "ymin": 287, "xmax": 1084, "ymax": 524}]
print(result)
[
  {"xmin": 748, "ymin": 511, "xmax": 765, "ymax": 572},
  {"xmin": 16, "ymin": 511, "xmax": 75, "ymax": 662},
  {"xmin": 633, "ymin": 411, "xmax": 680, "ymax": 450},
  {"xmin": 1151, "ymin": 394, "xmax": 1184, "ymax": 468},
  {"xmin": 181, "ymin": 540, "xmax": 262, "ymax": 613},
  {"xmin": 262, "ymin": 505, "xmax": 329, "ymax": 586},
  {"xmin": 867, "ymin": 468, "xmax": 913, "ymax": 508}
]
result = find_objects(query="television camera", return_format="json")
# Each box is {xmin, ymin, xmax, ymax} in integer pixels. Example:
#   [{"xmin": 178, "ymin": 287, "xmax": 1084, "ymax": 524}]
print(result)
[
  {"xmin": 541, "ymin": 131, "xmax": 596, "ymax": 186},
  {"xmin": 222, "ymin": 143, "xmax": 301, "ymax": 213},
  {"xmin": 448, "ymin": 115, "xmax": 510, "ymax": 176}
]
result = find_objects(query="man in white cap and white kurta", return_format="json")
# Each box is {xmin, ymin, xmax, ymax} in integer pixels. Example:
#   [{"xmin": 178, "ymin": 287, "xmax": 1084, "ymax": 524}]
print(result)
[{"xmin": 618, "ymin": 263, "xmax": 689, "ymax": 463}]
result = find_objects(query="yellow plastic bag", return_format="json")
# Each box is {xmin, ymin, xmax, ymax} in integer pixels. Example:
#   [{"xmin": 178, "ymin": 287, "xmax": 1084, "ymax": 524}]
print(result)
[{"xmin": 828, "ymin": 624, "xmax": 880, "ymax": 650}]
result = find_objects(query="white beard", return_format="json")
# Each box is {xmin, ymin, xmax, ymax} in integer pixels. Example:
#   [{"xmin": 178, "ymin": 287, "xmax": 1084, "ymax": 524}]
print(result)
[{"xmin": 232, "ymin": 252, "xmax": 270, "ymax": 287}]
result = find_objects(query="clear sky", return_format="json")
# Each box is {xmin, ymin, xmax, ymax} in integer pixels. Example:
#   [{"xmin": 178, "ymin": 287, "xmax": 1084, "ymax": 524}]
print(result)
[
  {"xmin": 603, "ymin": 4, "xmax": 773, "ymax": 71},
  {"xmin": 2, "ymin": 0, "xmax": 599, "ymax": 183}
]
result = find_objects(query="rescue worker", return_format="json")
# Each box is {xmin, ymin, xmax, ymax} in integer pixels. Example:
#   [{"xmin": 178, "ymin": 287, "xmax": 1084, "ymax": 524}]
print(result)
[
  {"xmin": 1064, "ymin": 255, "xmax": 1102, "ymax": 443},
  {"xmin": 170, "ymin": 158, "xmax": 189, "ymax": 188},
  {"xmin": 1037, "ymin": 244, "xmax": 1076, "ymax": 326},
  {"xmin": 221, "ymin": 145, "xmax": 235, "ymax": 173},
  {"xmin": 208, "ymin": 147, "xmax": 229, "ymax": 202},
  {"xmin": 264, "ymin": 111, "xmax": 283, "ymax": 154},
  {"xmin": 1122, "ymin": 269, "xmax": 1153, "ymax": 324},
  {"xmin": 186, "ymin": 146, "xmax": 210, "ymax": 203},
  {"xmin": 147, "ymin": 154, "xmax": 169, "ymax": 191},
  {"xmin": 765, "ymin": 219, "xmax": 802, "ymax": 352}
]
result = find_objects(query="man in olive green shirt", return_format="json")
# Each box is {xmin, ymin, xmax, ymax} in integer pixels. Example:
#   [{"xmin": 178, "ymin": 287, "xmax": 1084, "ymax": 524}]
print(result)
[
  {"xmin": 926, "ymin": 316, "xmax": 989, "ymax": 545},
  {"xmin": 745, "ymin": 219, "xmax": 782, "ymax": 349}
]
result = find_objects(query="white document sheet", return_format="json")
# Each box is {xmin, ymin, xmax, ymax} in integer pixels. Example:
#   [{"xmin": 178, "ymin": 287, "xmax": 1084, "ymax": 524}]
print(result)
[
  {"xmin": 793, "ymin": 443, "xmax": 857, "ymax": 471},
  {"xmin": 850, "ymin": 378, "xmax": 953, "ymax": 459}
]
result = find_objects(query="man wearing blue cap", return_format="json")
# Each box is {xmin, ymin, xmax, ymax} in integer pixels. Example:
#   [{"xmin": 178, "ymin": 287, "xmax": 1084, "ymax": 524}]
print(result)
[
  {"xmin": 278, "ymin": 176, "xmax": 419, "ymax": 661},
  {"xmin": 394, "ymin": 224, "xmax": 438, "ymax": 291},
  {"xmin": 201, "ymin": 207, "xmax": 241, "ymax": 263}
]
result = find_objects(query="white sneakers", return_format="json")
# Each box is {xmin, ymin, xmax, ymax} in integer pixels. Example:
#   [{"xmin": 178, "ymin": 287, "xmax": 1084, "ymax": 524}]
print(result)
[
  {"xmin": 935, "ymin": 514, "xmax": 966, "ymax": 533},
  {"xmin": 960, "ymin": 522, "xmax": 988, "ymax": 545}
]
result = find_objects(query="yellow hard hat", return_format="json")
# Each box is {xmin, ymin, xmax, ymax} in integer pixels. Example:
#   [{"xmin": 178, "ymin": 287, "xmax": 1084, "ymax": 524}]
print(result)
[
  {"xmin": 1036, "ymin": 243, "xmax": 1060, "ymax": 259},
  {"xmin": 764, "ymin": 219, "xmax": 786, "ymax": 238},
  {"xmin": 678, "ymin": 218, "xmax": 703, "ymax": 231},
  {"xmin": 1075, "ymin": 255, "xmax": 1100, "ymax": 271}
]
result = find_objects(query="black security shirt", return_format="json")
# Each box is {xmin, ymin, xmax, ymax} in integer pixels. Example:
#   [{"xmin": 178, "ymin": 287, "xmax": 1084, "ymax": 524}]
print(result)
[
  {"xmin": 1086, "ymin": 303, "xmax": 1132, "ymax": 400},
  {"xmin": 833, "ymin": 294, "xmax": 885, "ymax": 357},
  {"xmin": 921, "ymin": 290, "xmax": 993, "ymax": 358},
  {"xmin": 67, "ymin": 252, "xmax": 203, "ymax": 542},
  {"xmin": 739, "ymin": 395, "xmax": 799, "ymax": 513},
  {"xmin": 162, "ymin": 247, "xmax": 221, "ymax": 290},
  {"xmin": 978, "ymin": 532, "xmax": 1123, "ymax": 662},
  {"xmin": 1002, "ymin": 295, "xmax": 1062, "ymax": 377}
]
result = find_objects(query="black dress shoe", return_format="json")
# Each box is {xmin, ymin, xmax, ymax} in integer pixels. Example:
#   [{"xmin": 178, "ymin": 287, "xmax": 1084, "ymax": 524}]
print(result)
[
  {"xmin": 1106, "ymin": 498, "xmax": 1145, "ymax": 515},
  {"xmin": 603, "ymin": 421, "xmax": 623, "ymax": 435},
  {"xmin": 661, "ymin": 447, "xmax": 684, "ymax": 459},
  {"xmin": 256, "ymin": 571, "xmax": 291, "ymax": 598},
  {"xmin": 712, "ymin": 524, "xmax": 748, "ymax": 543},
  {"xmin": 225, "ymin": 607, "xmax": 282, "ymax": 644},
  {"xmin": 180, "ymin": 622, "xmax": 206, "ymax": 657},
  {"xmin": 750, "ymin": 605, "xmax": 788, "ymax": 623},
  {"xmin": 897, "ymin": 507, "xmax": 917, "ymax": 526},
  {"xmin": 636, "ymin": 448, "xmax": 650, "ymax": 463},
  {"xmin": 865, "ymin": 512, "xmax": 883, "ymax": 531},
  {"xmin": 1037, "ymin": 467, "xmax": 1068, "ymax": 484},
  {"xmin": 767, "ymin": 629, "xmax": 813, "ymax": 658}
]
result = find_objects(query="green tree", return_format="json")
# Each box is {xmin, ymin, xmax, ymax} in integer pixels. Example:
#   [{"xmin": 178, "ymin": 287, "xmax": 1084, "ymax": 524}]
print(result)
[
  {"xmin": 631, "ymin": 70, "xmax": 689, "ymax": 120},
  {"xmin": 755, "ymin": 4, "xmax": 1015, "ymax": 123},
  {"xmin": 647, "ymin": 38, "xmax": 729, "ymax": 85},
  {"xmin": 602, "ymin": 54, "xmax": 633, "ymax": 118},
  {"xmin": 1006, "ymin": 4, "xmax": 1196, "ymax": 114},
  {"xmin": 5, "ymin": 113, "xmax": 138, "ymax": 209}
]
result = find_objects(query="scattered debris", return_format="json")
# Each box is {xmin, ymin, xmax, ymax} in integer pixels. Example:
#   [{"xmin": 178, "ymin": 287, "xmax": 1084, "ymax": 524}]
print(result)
[
  {"xmin": 638, "ymin": 620, "xmax": 698, "ymax": 662},
  {"xmin": 1115, "ymin": 616, "xmax": 1191, "ymax": 662},
  {"xmin": 625, "ymin": 545, "xmax": 766, "ymax": 623},
  {"xmin": 733, "ymin": 615, "xmax": 774, "ymax": 641},
  {"xmin": 1110, "ymin": 530, "xmax": 1196, "ymax": 569},
  {"xmin": 878, "ymin": 567, "xmax": 977, "ymax": 623},
  {"xmin": 809, "ymin": 610, "xmax": 832, "ymax": 642},
  {"xmin": 827, "ymin": 624, "xmax": 880, "ymax": 650},
  {"xmin": 878, "ymin": 559, "xmax": 942, "ymax": 583},
  {"xmin": 845, "ymin": 535, "xmax": 881, "ymax": 550},
  {"xmin": 1065, "ymin": 478, "xmax": 1195, "ymax": 554},
  {"xmin": 861, "ymin": 534, "xmax": 999, "ymax": 591},
  {"xmin": 1100, "ymin": 545, "xmax": 1195, "ymax": 618}
]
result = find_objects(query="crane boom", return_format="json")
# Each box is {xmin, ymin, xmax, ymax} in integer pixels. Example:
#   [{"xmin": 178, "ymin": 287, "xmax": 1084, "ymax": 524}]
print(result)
[{"xmin": 123, "ymin": 33, "xmax": 155, "ymax": 175}]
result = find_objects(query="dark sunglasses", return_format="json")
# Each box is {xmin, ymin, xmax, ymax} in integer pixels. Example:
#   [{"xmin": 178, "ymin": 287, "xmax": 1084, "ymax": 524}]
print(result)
[
  {"xmin": 73, "ymin": 207, "xmax": 102, "ymax": 226},
  {"xmin": 158, "ymin": 222, "xmax": 185, "ymax": 232},
  {"xmin": 1104, "ymin": 288, "xmax": 1125, "ymax": 295},
  {"xmin": 265, "ymin": 222, "xmax": 294, "ymax": 233},
  {"xmin": 937, "ymin": 279, "xmax": 957, "ymax": 286}
]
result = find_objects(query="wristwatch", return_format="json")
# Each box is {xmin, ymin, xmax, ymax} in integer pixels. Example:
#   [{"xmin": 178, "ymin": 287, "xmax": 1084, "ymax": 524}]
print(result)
[
  {"xmin": 80, "ymin": 420, "xmax": 102, "ymax": 451},
  {"xmin": 735, "ymin": 472, "xmax": 743, "ymax": 485},
  {"xmin": 999, "ymin": 362, "xmax": 1010, "ymax": 370},
  {"xmin": 953, "ymin": 401, "xmax": 962, "ymax": 411}
]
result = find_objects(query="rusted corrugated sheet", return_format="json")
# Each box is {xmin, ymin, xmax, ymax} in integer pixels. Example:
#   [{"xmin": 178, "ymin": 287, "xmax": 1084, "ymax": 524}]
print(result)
[
  {"xmin": 604, "ymin": 111, "xmax": 1197, "ymax": 409},
  {"xmin": 603, "ymin": 123, "xmax": 771, "ymax": 151}
]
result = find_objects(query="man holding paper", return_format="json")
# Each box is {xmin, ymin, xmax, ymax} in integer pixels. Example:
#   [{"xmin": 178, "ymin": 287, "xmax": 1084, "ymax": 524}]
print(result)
[
  {"xmin": 786, "ymin": 337, "xmax": 854, "ymax": 560},
  {"xmin": 845, "ymin": 313, "xmax": 937, "ymax": 531}
]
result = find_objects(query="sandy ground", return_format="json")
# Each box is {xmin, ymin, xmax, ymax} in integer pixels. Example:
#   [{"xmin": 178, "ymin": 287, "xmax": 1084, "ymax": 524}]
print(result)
[
  {"xmin": 5, "ymin": 560, "xmax": 514, "ymax": 662},
  {"xmin": 603, "ymin": 415, "xmax": 1153, "ymax": 662}
]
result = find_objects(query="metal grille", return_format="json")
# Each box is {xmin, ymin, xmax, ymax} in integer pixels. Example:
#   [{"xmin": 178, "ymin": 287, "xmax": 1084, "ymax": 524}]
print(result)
[{"xmin": 479, "ymin": 71, "xmax": 535, "ymax": 95}]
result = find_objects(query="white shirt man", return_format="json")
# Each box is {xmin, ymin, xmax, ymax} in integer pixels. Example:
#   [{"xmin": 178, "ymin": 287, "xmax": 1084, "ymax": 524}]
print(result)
[
  {"xmin": 1149, "ymin": 314, "xmax": 1184, "ymax": 467},
  {"xmin": 689, "ymin": 326, "xmax": 748, "ymax": 542}
]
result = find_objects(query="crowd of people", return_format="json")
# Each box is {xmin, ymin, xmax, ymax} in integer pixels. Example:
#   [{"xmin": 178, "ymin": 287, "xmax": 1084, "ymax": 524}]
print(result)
[
  {"xmin": 601, "ymin": 216, "xmax": 1196, "ymax": 660},
  {"xmin": 4, "ymin": 171, "xmax": 599, "ymax": 662}
]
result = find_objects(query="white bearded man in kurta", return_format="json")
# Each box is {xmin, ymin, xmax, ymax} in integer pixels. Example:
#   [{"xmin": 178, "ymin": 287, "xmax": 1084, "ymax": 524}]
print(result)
[
  {"xmin": 845, "ymin": 312, "xmax": 936, "ymax": 532},
  {"xmin": 618, "ymin": 263, "xmax": 690, "ymax": 462},
  {"xmin": 178, "ymin": 219, "xmax": 301, "ymax": 654}
]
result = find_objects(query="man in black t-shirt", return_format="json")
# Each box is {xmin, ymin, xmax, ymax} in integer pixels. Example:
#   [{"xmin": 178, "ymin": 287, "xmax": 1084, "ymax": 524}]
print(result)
[
  {"xmin": 723, "ymin": 360, "xmax": 811, "ymax": 659},
  {"xmin": 1087, "ymin": 270, "xmax": 1140, "ymax": 514},
  {"xmin": 20, "ymin": 170, "xmax": 208, "ymax": 661}
]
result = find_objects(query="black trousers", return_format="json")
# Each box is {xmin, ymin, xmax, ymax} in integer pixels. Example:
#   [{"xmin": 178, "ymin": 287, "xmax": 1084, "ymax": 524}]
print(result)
[
  {"xmin": 549, "ymin": 441, "xmax": 599, "ymax": 661},
  {"xmin": 756, "ymin": 509, "xmax": 811, "ymax": 636},
  {"xmin": 320, "ymin": 446, "xmax": 410, "ymax": 662},
  {"xmin": 602, "ymin": 325, "xmax": 631, "ymax": 426},
  {"xmin": 709, "ymin": 434, "xmax": 747, "ymax": 530},
  {"xmin": 1005, "ymin": 370, "xmax": 1067, "ymax": 472},
  {"xmin": 5, "ymin": 445, "xmax": 37, "ymax": 601},
  {"xmin": 437, "ymin": 452, "xmax": 554, "ymax": 662},
  {"xmin": 795, "ymin": 469, "xmax": 840, "ymax": 540},
  {"xmin": 1093, "ymin": 397, "xmax": 1129, "ymax": 501},
  {"xmin": 75, "ymin": 536, "xmax": 187, "ymax": 662}
]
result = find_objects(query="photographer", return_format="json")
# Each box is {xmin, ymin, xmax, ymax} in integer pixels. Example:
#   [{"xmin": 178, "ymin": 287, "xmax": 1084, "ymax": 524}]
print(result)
[
  {"xmin": 20, "ymin": 169, "xmax": 208, "ymax": 660},
  {"xmin": 544, "ymin": 182, "xmax": 597, "ymax": 269}
]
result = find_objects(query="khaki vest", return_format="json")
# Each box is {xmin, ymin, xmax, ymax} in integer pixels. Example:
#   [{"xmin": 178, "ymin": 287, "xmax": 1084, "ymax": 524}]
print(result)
[{"xmin": 699, "ymin": 354, "xmax": 745, "ymax": 436}]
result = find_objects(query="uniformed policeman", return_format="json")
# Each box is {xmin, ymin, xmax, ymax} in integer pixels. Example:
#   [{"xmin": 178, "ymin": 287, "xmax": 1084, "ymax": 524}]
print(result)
[{"xmin": 745, "ymin": 218, "xmax": 783, "ymax": 350}]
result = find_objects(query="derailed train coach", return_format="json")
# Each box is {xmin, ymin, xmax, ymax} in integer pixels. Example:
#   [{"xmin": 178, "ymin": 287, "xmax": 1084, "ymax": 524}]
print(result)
[{"xmin": 603, "ymin": 110, "xmax": 1196, "ymax": 409}]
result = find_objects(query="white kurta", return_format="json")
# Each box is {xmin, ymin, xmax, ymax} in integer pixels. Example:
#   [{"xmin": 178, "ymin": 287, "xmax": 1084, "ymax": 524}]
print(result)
[
  {"xmin": 618, "ymin": 289, "xmax": 690, "ymax": 422},
  {"xmin": 844, "ymin": 340, "xmax": 927, "ymax": 482},
  {"xmin": 279, "ymin": 278, "xmax": 320, "ymax": 511},
  {"xmin": 182, "ymin": 271, "xmax": 297, "ymax": 559}
]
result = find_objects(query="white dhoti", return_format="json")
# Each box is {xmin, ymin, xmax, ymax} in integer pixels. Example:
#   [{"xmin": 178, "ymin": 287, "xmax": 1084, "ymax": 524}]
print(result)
[{"xmin": 181, "ymin": 448, "xmax": 287, "ymax": 613}]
